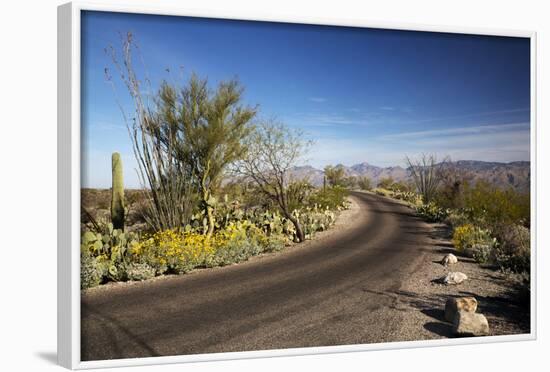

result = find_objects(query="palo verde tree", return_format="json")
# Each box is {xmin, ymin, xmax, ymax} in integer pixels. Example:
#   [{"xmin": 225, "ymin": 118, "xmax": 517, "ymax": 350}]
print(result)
[
  {"xmin": 324, "ymin": 165, "xmax": 346, "ymax": 187},
  {"xmin": 106, "ymin": 33, "xmax": 256, "ymax": 234},
  {"xmin": 158, "ymin": 75, "xmax": 257, "ymax": 237},
  {"xmin": 237, "ymin": 119, "xmax": 312, "ymax": 242}
]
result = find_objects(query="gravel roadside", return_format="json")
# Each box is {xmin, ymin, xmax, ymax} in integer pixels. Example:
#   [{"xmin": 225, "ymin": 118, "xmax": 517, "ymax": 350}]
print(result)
[{"xmin": 364, "ymin": 191, "xmax": 532, "ymax": 340}]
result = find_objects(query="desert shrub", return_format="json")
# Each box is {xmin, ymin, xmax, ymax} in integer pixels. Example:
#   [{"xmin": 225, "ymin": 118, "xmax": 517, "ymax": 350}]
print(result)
[
  {"xmin": 207, "ymin": 221, "xmax": 267, "ymax": 266},
  {"xmin": 452, "ymin": 224, "xmax": 497, "ymax": 263},
  {"xmin": 415, "ymin": 202, "xmax": 449, "ymax": 222},
  {"xmin": 81, "ymin": 250, "xmax": 102, "ymax": 289},
  {"xmin": 493, "ymin": 224, "xmax": 530, "ymax": 256},
  {"xmin": 377, "ymin": 177, "xmax": 394, "ymax": 189},
  {"xmin": 132, "ymin": 229, "xmax": 214, "ymax": 274},
  {"xmin": 126, "ymin": 262, "xmax": 156, "ymax": 281},
  {"xmin": 297, "ymin": 206, "xmax": 337, "ymax": 239},
  {"xmin": 491, "ymin": 223, "xmax": 530, "ymax": 273},
  {"xmin": 357, "ymin": 176, "xmax": 372, "ymax": 191},
  {"xmin": 495, "ymin": 250, "xmax": 530, "ymax": 274},
  {"xmin": 264, "ymin": 234, "xmax": 287, "ymax": 252},
  {"xmin": 462, "ymin": 181, "xmax": 530, "ymax": 228},
  {"xmin": 373, "ymin": 188, "xmax": 393, "ymax": 197},
  {"xmin": 392, "ymin": 190, "xmax": 422, "ymax": 205},
  {"xmin": 444, "ymin": 210, "xmax": 470, "ymax": 228},
  {"xmin": 387, "ymin": 181, "xmax": 412, "ymax": 193},
  {"xmin": 286, "ymin": 181, "xmax": 315, "ymax": 212},
  {"xmin": 309, "ymin": 186, "xmax": 348, "ymax": 210},
  {"xmin": 81, "ymin": 224, "xmax": 140, "ymax": 283}
]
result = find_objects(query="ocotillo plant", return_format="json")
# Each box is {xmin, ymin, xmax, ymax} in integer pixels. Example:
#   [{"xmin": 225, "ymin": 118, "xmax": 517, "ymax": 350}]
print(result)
[{"xmin": 111, "ymin": 152, "xmax": 125, "ymax": 230}]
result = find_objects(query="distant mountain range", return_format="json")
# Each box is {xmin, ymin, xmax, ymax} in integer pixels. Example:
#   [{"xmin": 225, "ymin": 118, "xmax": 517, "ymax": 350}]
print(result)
[{"xmin": 290, "ymin": 160, "xmax": 530, "ymax": 192}]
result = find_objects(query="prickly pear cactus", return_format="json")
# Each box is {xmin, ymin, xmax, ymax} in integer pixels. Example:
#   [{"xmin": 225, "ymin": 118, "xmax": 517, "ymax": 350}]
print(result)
[{"xmin": 111, "ymin": 152, "xmax": 125, "ymax": 230}]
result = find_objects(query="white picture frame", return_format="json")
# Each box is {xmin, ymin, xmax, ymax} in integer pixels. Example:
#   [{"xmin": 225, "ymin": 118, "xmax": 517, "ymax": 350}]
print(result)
[{"xmin": 57, "ymin": 1, "xmax": 537, "ymax": 369}]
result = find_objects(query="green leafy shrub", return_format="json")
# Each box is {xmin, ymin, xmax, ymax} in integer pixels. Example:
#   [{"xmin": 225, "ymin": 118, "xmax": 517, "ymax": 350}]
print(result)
[
  {"xmin": 444, "ymin": 210, "xmax": 470, "ymax": 228},
  {"xmin": 357, "ymin": 176, "xmax": 372, "ymax": 191},
  {"xmin": 377, "ymin": 177, "xmax": 394, "ymax": 189},
  {"xmin": 309, "ymin": 186, "xmax": 348, "ymax": 210},
  {"xmin": 452, "ymin": 224, "xmax": 497, "ymax": 263},
  {"xmin": 415, "ymin": 202, "xmax": 449, "ymax": 222},
  {"xmin": 462, "ymin": 181, "xmax": 530, "ymax": 228}
]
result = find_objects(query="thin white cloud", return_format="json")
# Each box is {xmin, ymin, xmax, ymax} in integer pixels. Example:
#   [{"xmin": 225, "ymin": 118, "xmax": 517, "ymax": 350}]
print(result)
[
  {"xmin": 380, "ymin": 122, "xmax": 529, "ymax": 140},
  {"xmin": 399, "ymin": 108, "xmax": 529, "ymax": 125},
  {"xmin": 307, "ymin": 121, "xmax": 530, "ymax": 168},
  {"xmin": 309, "ymin": 97, "xmax": 327, "ymax": 103}
]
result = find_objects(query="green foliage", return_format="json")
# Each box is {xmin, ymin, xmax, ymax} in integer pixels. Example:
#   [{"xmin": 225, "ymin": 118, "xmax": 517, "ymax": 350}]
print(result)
[
  {"xmin": 461, "ymin": 181, "xmax": 530, "ymax": 228},
  {"xmin": 81, "ymin": 224, "xmax": 140, "ymax": 284},
  {"xmin": 297, "ymin": 206, "xmax": 337, "ymax": 239},
  {"xmin": 357, "ymin": 176, "xmax": 372, "ymax": 191},
  {"xmin": 415, "ymin": 202, "xmax": 449, "ymax": 222},
  {"xmin": 238, "ymin": 120, "xmax": 312, "ymax": 242},
  {"xmin": 156, "ymin": 76, "xmax": 257, "ymax": 237},
  {"xmin": 392, "ymin": 190, "xmax": 422, "ymax": 205},
  {"xmin": 324, "ymin": 165, "xmax": 346, "ymax": 187},
  {"xmin": 452, "ymin": 224, "xmax": 497, "ymax": 264},
  {"xmin": 444, "ymin": 210, "xmax": 470, "ymax": 228},
  {"xmin": 286, "ymin": 181, "xmax": 315, "ymax": 212},
  {"xmin": 373, "ymin": 187, "xmax": 392, "ymax": 197},
  {"xmin": 377, "ymin": 177, "xmax": 394, "ymax": 189},
  {"xmin": 309, "ymin": 186, "xmax": 349, "ymax": 210},
  {"xmin": 111, "ymin": 152, "xmax": 125, "ymax": 230}
]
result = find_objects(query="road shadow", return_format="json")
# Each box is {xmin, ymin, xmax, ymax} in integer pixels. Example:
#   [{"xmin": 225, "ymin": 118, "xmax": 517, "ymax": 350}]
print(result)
[
  {"xmin": 35, "ymin": 351, "xmax": 57, "ymax": 365},
  {"xmin": 81, "ymin": 304, "xmax": 162, "ymax": 361}
]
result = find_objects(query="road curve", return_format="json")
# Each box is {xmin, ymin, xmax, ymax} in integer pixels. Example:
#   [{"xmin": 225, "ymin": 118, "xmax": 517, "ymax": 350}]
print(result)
[{"xmin": 81, "ymin": 192, "xmax": 435, "ymax": 361}]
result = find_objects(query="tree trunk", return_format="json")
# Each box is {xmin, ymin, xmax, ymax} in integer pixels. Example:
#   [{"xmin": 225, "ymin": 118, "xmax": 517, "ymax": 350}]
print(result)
[
  {"xmin": 202, "ymin": 187, "xmax": 215, "ymax": 238},
  {"xmin": 288, "ymin": 214, "xmax": 305, "ymax": 243},
  {"xmin": 205, "ymin": 203, "xmax": 215, "ymax": 238}
]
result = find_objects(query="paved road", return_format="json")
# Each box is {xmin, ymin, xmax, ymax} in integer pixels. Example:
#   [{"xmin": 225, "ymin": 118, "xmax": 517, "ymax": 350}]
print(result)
[{"xmin": 81, "ymin": 192, "xmax": 434, "ymax": 361}]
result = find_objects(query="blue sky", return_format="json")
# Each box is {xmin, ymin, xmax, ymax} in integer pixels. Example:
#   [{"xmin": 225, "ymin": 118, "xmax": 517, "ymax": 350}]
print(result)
[{"xmin": 81, "ymin": 11, "xmax": 531, "ymax": 188}]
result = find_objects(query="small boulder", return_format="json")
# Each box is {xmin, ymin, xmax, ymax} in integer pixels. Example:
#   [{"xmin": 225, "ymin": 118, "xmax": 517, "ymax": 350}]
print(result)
[
  {"xmin": 441, "ymin": 271, "xmax": 468, "ymax": 285},
  {"xmin": 441, "ymin": 253, "xmax": 458, "ymax": 266},
  {"xmin": 453, "ymin": 311, "xmax": 490, "ymax": 336},
  {"xmin": 445, "ymin": 297, "xmax": 478, "ymax": 322}
]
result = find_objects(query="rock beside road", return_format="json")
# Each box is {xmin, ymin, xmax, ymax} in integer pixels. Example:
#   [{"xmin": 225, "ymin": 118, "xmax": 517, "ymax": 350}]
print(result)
[
  {"xmin": 453, "ymin": 311, "xmax": 490, "ymax": 336},
  {"xmin": 441, "ymin": 253, "xmax": 458, "ymax": 266},
  {"xmin": 441, "ymin": 271, "xmax": 468, "ymax": 285},
  {"xmin": 445, "ymin": 297, "xmax": 478, "ymax": 322}
]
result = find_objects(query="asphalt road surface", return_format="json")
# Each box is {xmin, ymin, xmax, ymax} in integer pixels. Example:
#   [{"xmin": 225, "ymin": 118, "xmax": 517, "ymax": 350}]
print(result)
[{"xmin": 81, "ymin": 192, "xmax": 434, "ymax": 361}]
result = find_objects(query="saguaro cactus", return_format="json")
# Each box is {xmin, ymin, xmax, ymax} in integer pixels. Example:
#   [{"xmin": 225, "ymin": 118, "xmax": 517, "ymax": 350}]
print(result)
[{"xmin": 111, "ymin": 152, "xmax": 125, "ymax": 230}]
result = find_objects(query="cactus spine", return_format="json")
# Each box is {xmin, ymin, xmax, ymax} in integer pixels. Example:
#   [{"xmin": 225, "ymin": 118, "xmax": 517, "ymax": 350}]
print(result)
[{"xmin": 111, "ymin": 152, "xmax": 125, "ymax": 230}]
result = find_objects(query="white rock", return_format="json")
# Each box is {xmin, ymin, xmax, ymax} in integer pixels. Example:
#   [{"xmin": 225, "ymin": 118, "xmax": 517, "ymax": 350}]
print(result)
[
  {"xmin": 441, "ymin": 271, "xmax": 468, "ymax": 285},
  {"xmin": 453, "ymin": 311, "xmax": 490, "ymax": 336},
  {"xmin": 441, "ymin": 253, "xmax": 458, "ymax": 266}
]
